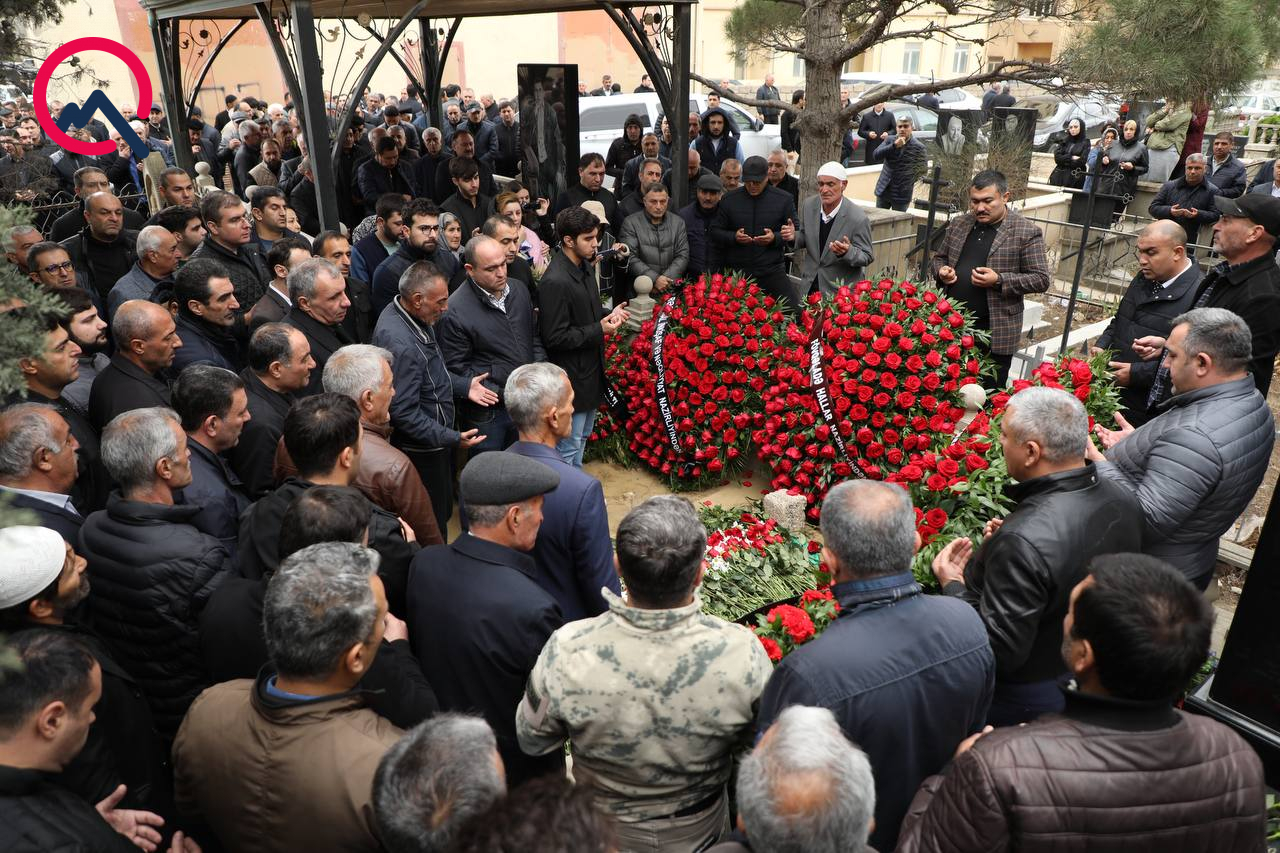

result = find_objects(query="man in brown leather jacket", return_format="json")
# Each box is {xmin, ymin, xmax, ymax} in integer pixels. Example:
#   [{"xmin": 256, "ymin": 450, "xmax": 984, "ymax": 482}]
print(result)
[{"xmin": 898, "ymin": 553, "xmax": 1267, "ymax": 852}]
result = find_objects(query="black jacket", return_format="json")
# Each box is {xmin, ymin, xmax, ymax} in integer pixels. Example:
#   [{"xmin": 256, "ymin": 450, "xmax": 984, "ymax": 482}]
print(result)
[
  {"xmin": 226, "ymin": 368, "xmax": 295, "ymax": 499},
  {"xmin": 1194, "ymin": 253, "xmax": 1280, "ymax": 395},
  {"xmin": 172, "ymin": 311, "xmax": 243, "ymax": 373},
  {"xmin": 60, "ymin": 227, "xmax": 139, "ymax": 303},
  {"xmin": 9, "ymin": 387, "xmax": 110, "ymax": 514},
  {"xmin": 711, "ymin": 185, "xmax": 797, "ymax": 274},
  {"xmin": 79, "ymin": 493, "xmax": 231, "ymax": 737},
  {"xmin": 408, "ymin": 535, "xmax": 565, "ymax": 787},
  {"xmin": 49, "ymin": 202, "xmax": 145, "ymax": 242},
  {"xmin": 678, "ymin": 201, "xmax": 719, "ymax": 279},
  {"xmin": 342, "ymin": 275, "xmax": 375, "ymax": 343},
  {"xmin": 758, "ymin": 572, "xmax": 993, "ymax": 852},
  {"xmin": 178, "ymin": 439, "xmax": 250, "ymax": 556},
  {"xmin": 1207, "ymin": 154, "xmax": 1247, "ymax": 199},
  {"xmin": 238, "ymin": 477, "xmax": 416, "ymax": 617},
  {"xmin": 433, "ymin": 156, "xmax": 498, "ymax": 206},
  {"xmin": 1148, "ymin": 177, "xmax": 1221, "ymax": 247},
  {"xmin": 692, "ymin": 107, "xmax": 746, "ymax": 176},
  {"xmin": 553, "ymin": 182, "xmax": 617, "ymax": 225},
  {"xmin": 88, "ymin": 353, "xmax": 171, "ymax": 432},
  {"xmin": 372, "ymin": 298, "xmax": 469, "ymax": 450},
  {"xmin": 284, "ymin": 305, "xmax": 354, "ymax": 396},
  {"xmin": 1096, "ymin": 262, "xmax": 1201, "ymax": 423},
  {"xmin": 356, "ymin": 158, "xmax": 418, "ymax": 209},
  {"xmin": 233, "ymin": 142, "xmax": 262, "ymax": 192},
  {"xmin": 437, "ymin": 277, "xmax": 543, "ymax": 424},
  {"xmin": 440, "ymin": 192, "xmax": 496, "ymax": 240},
  {"xmin": 247, "ymin": 285, "xmax": 290, "ymax": 331},
  {"xmin": 189, "ymin": 236, "xmax": 271, "ymax": 309},
  {"xmin": 856, "ymin": 108, "xmax": 897, "ymax": 165},
  {"xmin": 605, "ymin": 128, "xmax": 644, "ymax": 181},
  {"xmin": 412, "ymin": 150, "xmax": 451, "ymax": 204},
  {"xmin": 371, "ymin": 239, "xmax": 436, "ymax": 317},
  {"xmin": 538, "ymin": 250, "xmax": 609, "ymax": 412},
  {"xmin": 1246, "ymin": 158, "xmax": 1276, "ymax": 193},
  {"xmin": 944, "ymin": 463, "xmax": 1142, "ymax": 685},
  {"xmin": 0, "ymin": 764, "xmax": 138, "ymax": 853},
  {"xmin": 289, "ymin": 176, "xmax": 321, "ymax": 235},
  {"xmin": 494, "ymin": 121, "xmax": 520, "ymax": 177},
  {"xmin": 37, "ymin": 623, "xmax": 169, "ymax": 813},
  {"xmin": 1050, "ymin": 135, "xmax": 1091, "ymax": 189},
  {"xmin": 198, "ymin": 574, "xmax": 438, "ymax": 729},
  {"xmin": 0, "ymin": 488, "xmax": 83, "ymax": 542}
]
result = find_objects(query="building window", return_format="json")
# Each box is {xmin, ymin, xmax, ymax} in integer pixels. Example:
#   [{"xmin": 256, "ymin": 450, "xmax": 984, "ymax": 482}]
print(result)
[
  {"xmin": 952, "ymin": 43, "xmax": 970, "ymax": 74},
  {"xmin": 902, "ymin": 42, "xmax": 922, "ymax": 75}
]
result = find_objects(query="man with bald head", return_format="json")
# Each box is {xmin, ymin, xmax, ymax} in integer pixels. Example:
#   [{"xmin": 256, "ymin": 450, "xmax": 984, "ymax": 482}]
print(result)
[
  {"xmin": 49, "ymin": 167, "xmax": 145, "ymax": 241},
  {"xmin": 662, "ymin": 147, "xmax": 714, "ymax": 196},
  {"xmin": 1092, "ymin": 219, "xmax": 1200, "ymax": 426},
  {"xmin": 438, "ymin": 234, "xmax": 542, "ymax": 452},
  {"xmin": 88, "ymin": 300, "xmax": 183, "ymax": 430},
  {"xmin": 58, "ymin": 191, "xmax": 139, "ymax": 304}
]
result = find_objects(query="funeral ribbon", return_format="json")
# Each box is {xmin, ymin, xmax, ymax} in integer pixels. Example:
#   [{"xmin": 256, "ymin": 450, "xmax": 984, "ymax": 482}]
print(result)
[
  {"xmin": 650, "ymin": 295, "xmax": 684, "ymax": 457},
  {"xmin": 807, "ymin": 308, "xmax": 862, "ymax": 475}
]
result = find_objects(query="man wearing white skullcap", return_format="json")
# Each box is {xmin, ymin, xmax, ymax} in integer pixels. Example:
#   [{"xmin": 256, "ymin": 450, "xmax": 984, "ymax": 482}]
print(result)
[
  {"xmin": 0, "ymin": 526, "xmax": 67, "ymax": 612},
  {"xmin": 0, "ymin": 526, "xmax": 172, "ymax": 822},
  {"xmin": 781, "ymin": 161, "xmax": 874, "ymax": 298}
]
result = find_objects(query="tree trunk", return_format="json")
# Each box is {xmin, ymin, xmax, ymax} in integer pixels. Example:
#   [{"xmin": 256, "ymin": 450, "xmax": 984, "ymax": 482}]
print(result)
[{"xmin": 794, "ymin": 1, "xmax": 849, "ymax": 200}]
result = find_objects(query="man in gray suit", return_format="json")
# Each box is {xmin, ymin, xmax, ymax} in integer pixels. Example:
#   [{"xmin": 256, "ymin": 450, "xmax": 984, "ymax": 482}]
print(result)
[{"xmin": 782, "ymin": 161, "xmax": 874, "ymax": 297}]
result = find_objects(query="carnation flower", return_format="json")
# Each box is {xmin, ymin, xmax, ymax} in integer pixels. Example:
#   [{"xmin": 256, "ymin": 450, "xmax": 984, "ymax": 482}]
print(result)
[{"xmin": 767, "ymin": 604, "xmax": 816, "ymax": 644}]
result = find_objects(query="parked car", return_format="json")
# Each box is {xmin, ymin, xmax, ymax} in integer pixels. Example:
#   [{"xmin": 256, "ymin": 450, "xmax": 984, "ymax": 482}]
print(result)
[
  {"xmin": 1219, "ymin": 92, "xmax": 1280, "ymax": 130},
  {"xmin": 1024, "ymin": 95, "xmax": 1121, "ymax": 150},
  {"xmin": 578, "ymin": 92, "xmax": 781, "ymax": 164}
]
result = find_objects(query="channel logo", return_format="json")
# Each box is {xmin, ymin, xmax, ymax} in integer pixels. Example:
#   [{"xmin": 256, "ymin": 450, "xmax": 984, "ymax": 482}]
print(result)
[{"xmin": 33, "ymin": 37, "xmax": 153, "ymax": 161}]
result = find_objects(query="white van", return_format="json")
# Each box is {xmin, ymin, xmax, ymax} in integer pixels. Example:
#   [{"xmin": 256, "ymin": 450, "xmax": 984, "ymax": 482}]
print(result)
[{"xmin": 579, "ymin": 92, "xmax": 781, "ymax": 162}]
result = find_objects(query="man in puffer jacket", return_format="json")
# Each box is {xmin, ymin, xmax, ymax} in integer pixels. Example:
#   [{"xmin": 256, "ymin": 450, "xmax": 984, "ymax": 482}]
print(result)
[
  {"xmin": 79, "ymin": 406, "xmax": 231, "ymax": 739},
  {"xmin": 1090, "ymin": 307, "xmax": 1275, "ymax": 589},
  {"xmin": 898, "ymin": 552, "xmax": 1267, "ymax": 853},
  {"xmin": 619, "ymin": 181, "xmax": 689, "ymax": 296}
]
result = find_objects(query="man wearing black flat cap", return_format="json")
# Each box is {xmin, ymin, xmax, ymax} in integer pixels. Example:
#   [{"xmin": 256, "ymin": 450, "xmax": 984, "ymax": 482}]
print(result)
[
  {"xmin": 1135, "ymin": 193, "xmax": 1280, "ymax": 404},
  {"xmin": 406, "ymin": 451, "xmax": 566, "ymax": 787},
  {"xmin": 711, "ymin": 154, "xmax": 797, "ymax": 306}
]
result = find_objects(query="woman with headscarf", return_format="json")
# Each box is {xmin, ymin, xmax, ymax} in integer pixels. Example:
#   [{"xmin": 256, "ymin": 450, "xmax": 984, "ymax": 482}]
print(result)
[
  {"xmin": 496, "ymin": 190, "xmax": 548, "ymax": 270},
  {"xmin": 1049, "ymin": 118, "xmax": 1090, "ymax": 189},
  {"xmin": 1101, "ymin": 118, "xmax": 1148, "ymax": 219},
  {"xmin": 1084, "ymin": 125, "xmax": 1118, "ymax": 194}
]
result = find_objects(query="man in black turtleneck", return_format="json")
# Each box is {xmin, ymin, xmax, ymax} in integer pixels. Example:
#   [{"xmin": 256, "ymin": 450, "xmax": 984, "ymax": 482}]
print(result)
[
  {"xmin": 58, "ymin": 192, "xmax": 137, "ymax": 305},
  {"xmin": 284, "ymin": 257, "xmax": 353, "ymax": 396},
  {"xmin": 171, "ymin": 258, "xmax": 244, "ymax": 374},
  {"xmin": 371, "ymin": 197, "xmax": 442, "ymax": 316}
]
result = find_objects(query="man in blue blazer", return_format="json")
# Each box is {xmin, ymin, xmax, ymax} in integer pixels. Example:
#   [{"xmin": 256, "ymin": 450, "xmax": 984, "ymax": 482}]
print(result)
[
  {"xmin": 503, "ymin": 362, "xmax": 620, "ymax": 621},
  {"xmin": 0, "ymin": 404, "xmax": 84, "ymax": 543}
]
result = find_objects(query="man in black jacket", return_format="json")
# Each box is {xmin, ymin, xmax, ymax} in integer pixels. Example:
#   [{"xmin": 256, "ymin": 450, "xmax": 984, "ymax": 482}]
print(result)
[
  {"xmin": 80, "ymin": 406, "xmax": 232, "ymax": 738},
  {"xmin": 604, "ymin": 114, "xmax": 644, "ymax": 183},
  {"xmin": 855, "ymin": 103, "xmax": 896, "ymax": 166},
  {"xmin": 232, "ymin": 119, "xmax": 263, "ymax": 195},
  {"xmin": 0, "ymin": 530, "xmax": 169, "ymax": 817},
  {"xmin": 1136, "ymin": 193, "xmax": 1280, "ymax": 403},
  {"xmin": 1147, "ymin": 154, "xmax": 1220, "ymax": 251},
  {"xmin": 766, "ymin": 149, "xmax": 800, "ymax": 208},
  {"xmin": 171, "ymin": 258, "xmax": 244, "ymax": 374},
  {"xmin": 0, "ymin": 627, "xmax": 196, "ymax": 853},
  {"xmin": 88, "ymin": 300, "xmax": 180, "ymax": 432},
  {"xmin": 710, "ymin": 155, "xmax": 797, "ymax": 306},
  {"xmin": 438, "ymin": 236, "xmax": 542, "ymax": 453},
  {"xmin": 932, "ymin": 387, "xmax": 1142, "ymax": 725},
  {"xmin": 553, "ymin": 153, "xmax": 617, "ymax": 224},
  {"xmin": 0, "ymin": 405, "xmax": 83, "ymax": 542},
  {"xmin": 172, "ymin": 365, "xmax": 251, "ymax": 555},
  {"xmin": 200, "ymin": 485, "xmax": 437, "ymax": 729},
  {"xmin": 58, "ymin": 192, "xmax": 138, "ymax": 304},
  {"xmin": 14, "ymin": 312, "xmax": 110, "ymax": 514},
  {"xmin": 315, "ymin": 230, "xmax": 374, "ymax": 343},
  {"xmin": 621, "ymin": 133, "xmax": 671, "ymax": 200},
  {"xmin": 1093, "ymin": 220, "xmax": 1200, "ymax": 425},
  {"xmin": 357, "ymin": 137, "xmax": 417, "ymax": 211},
  {"xmin": 189, "ymin": 190, "xmax": 271, "ymax": 309},
  {"xmin": 460, "ymin": 102, "xmax": 498, "ymax": 170},
  {"xmin": 538, "ymin": 206, "xmax": 629, "ymax": 467},
  {"xmin": 284, "ymin": 257, "xmax": 354, "ymax": 396},
  {"xmin": 408, "ymin": 451, "xmax": 564, "ymax": 786},
  {"xmin": 494, "ymin": 101, "xmax": 520, "ymax": 177},
  {"xmin": 679, "ymin": 173, "xmax": 724, "ymax": 279},
  {"xmin": 413, "ymin": 128, "xmax": 451, "ymax": 202},
  {"xmin": 440, "ymin": 157, "xmax": 496, "ymax": 239},
  {"xmin": 237, "ymin": 393, "xmax": 416, "ymax": 613},
  {"xmin": 226, "ymin": 323, "xmax": 314, "ymax": 498},
  {"xmin": 48, "ymin": 167, "xmax": 145, "ymax": 242},
  {"xmin": 431, "ymin": 129, "xmax": 498, "ymax": 204},
  {"xmin": 372, "ymin": 198, "xmax": 442, "ymax": 316}
]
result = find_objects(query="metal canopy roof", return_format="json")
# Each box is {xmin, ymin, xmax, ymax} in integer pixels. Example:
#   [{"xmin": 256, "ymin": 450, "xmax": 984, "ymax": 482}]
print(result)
[{"xmin": 141, "ymin": 0, "xmax": 695, "ymax": 21}]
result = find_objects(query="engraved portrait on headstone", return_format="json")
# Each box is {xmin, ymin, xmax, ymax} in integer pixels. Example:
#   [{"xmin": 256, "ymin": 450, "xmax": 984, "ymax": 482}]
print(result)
[
  {"xmin": 989, "ymin": 107, "xmax": 1037, "ymax": 200},
  {"xmin": 931, "ymin": 108, "xmax": 980, "ymax": 211}
]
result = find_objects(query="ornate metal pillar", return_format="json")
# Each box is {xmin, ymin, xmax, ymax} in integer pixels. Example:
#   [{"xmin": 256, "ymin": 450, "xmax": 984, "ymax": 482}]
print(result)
[{"xmin": 289, "ymin": 0, "xmax": 339, "ymax": 230}]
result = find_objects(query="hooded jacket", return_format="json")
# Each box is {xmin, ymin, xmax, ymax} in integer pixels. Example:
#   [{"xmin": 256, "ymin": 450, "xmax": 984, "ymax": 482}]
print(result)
[
  {"xmin": 693, "ymin": 107, "xmax": 746, "ymax": 176},
  {"xmin": 604, "ymin": 115, "xmax": 645, "ymax": 180}
]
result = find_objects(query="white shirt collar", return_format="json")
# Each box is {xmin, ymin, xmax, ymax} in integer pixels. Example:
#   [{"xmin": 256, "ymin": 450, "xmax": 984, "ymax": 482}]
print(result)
[
  {"xmin": 1158, "ymin": 258, "xmax": 1193, "ymax": 289},
  {"xmin": 0, "ymin": 485, "xmax": 79, "ymax": 515}
]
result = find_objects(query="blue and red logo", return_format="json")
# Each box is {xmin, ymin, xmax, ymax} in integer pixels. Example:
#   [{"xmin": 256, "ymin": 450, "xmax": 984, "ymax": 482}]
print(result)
[{"xmin": 34, "ymin": 37, "xmax": 153, "ymax": 160}]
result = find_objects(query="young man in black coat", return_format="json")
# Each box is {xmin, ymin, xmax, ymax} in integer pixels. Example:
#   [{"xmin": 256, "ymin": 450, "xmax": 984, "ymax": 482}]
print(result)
[
  {"xmin": 537, "ymin": 206, "xmax": 629, "ymax": 467},
  {"xmin": 855, "ymin": 103, "xmax": 896, "ymax": 166},
  {"xmin": 710, "ymin": 155, "xmax": 797, "ymax": 307}
]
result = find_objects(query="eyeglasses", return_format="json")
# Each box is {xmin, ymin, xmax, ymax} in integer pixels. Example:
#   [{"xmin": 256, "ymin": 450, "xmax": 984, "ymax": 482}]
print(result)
[
  {"xmin": 418, "ymin": 225, "xmax": 440, "ymax": 233},
  {"xmin": 41, "ymin": 261, "xmax": 74, "ymax": 274}
]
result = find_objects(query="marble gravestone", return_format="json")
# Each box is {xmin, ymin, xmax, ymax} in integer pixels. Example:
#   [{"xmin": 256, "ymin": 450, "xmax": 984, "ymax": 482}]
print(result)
[{"xmin": 989, "ymin": 107, "xmax": 1037, "ymax": 201}]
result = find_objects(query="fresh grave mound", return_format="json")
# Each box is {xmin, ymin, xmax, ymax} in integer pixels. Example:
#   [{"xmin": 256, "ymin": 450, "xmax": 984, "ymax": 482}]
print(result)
[
  {"xmin": 613, "ymin": 273, "xmax": 787, "ymax": 491},
  {"xmin": 753, "ymin": 279, "xmax": 985, "ymax": 524}
]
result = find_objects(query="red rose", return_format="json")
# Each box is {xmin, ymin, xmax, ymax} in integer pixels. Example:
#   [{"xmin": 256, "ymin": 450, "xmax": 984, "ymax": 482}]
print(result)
[
  {"xmin": 757, "ymin": 634, "xmax": 783, "ymax": 662},
  {"xmin": 937, "ymin": 458, "xmax": 960, "ymax": 477},
  {"xmin": 926, "ymin": 473, "xmax": 949, "ymax": 491},
  {"xmin": 924, "ymin": 508, "xmax": 948, "ymax": 529},
  {"xmin": 966, "ymin": 453, "xmax": 989, "ymax": 472}
]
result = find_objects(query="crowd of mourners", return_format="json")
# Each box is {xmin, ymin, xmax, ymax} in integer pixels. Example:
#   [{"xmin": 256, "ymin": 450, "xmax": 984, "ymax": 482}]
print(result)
[{"xmin": 0, "ymin": 76, "xmax": 1277, "ymax": 853}]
